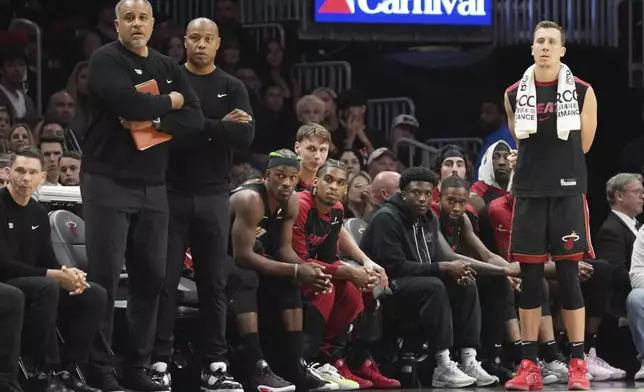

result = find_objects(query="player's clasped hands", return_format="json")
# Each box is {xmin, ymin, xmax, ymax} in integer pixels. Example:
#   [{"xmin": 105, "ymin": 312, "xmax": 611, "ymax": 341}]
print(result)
[{"xmin": 298, "ymin": 263, "xmax": 333, "ymax": 294}]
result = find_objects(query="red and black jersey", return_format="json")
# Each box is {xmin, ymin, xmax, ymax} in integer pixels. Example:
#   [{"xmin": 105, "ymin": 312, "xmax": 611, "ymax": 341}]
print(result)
[
  {"xmin": 432, "ymin": 187, "xmax": 479, "ymax": 234},
  {"xmin": 470, "ymin": 181, "xmax": 510, "ymax": 204},
  {"xmin": 506, "ymin": 77, "xmax": 590, "ymax": 197},
  {"xmin": 431, "ymin": 202, "xmax": 464, "ymax": 251},
  {"xmin": 487, "ymin": 194, "xmax": 514, "ymax": 260},
  {"xmin": 292, "ymin": 190, "xmax": 344, "ymax": 275}
]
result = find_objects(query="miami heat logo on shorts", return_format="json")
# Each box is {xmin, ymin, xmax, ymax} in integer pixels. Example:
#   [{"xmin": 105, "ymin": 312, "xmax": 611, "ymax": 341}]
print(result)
[{"xmin": 561, "ymin": 231, "xmax": 580, "ymax": 251}]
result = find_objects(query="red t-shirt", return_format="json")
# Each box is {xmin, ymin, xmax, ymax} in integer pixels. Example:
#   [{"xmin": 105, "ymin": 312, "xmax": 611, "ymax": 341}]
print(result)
[{"xmin": 470, "ymin": 181, "xmax": 510, "ymax": 205}]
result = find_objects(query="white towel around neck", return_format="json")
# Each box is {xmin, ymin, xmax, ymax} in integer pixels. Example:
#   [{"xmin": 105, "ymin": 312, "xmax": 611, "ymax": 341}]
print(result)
[{"xmin": 514, "ymin": 63, "xmax": 580, "ymax": 141}]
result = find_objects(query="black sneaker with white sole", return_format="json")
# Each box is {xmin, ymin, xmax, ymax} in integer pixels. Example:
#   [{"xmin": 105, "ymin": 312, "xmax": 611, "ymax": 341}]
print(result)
[
  {"xmin": 150, "ymin": 362, "xmax": 172, "ymax": 389},
  {"xmin": 88, "ymin": 371, "xmax": 123, "ymax": 392},
  {"xmin": 121, "ymin": 367, "xmax": 170, "ymax": 392},
  {"xmin": 55, "ymin": 370, "xmax": 102, "ymax": 392},
  {"xmin": 201, "ymin": 362, "xmax": 244, "ymax": 392},
  {"xmin": 246, "ymin": 360, "xmax": 294, "ymax": 392}
]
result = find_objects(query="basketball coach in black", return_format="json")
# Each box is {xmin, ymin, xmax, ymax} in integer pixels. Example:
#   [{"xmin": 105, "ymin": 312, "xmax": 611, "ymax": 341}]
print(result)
[
  {"xmin": 153, "ymin": 17, "xmax": 254, "ymax": 390},
  {"xmin": 81, "ymin": 0, "xmax": 204, "ymax": 391}
]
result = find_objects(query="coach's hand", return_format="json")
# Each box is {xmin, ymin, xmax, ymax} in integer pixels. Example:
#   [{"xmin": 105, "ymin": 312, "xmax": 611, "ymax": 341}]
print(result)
[
  {"xmin": 578, "ymin": 261, "xmax": 594, "ymax": 282},
  {"xmin": 297, "ymin": 263, "xmax": 332, "ymax": 294},
  {"xmin": 223, "ymin": 109, "xmax": 252, "ymax": 123},
  {"xmin": 47, "ymin": 266, "xmax": 87, "ymax": 295}
]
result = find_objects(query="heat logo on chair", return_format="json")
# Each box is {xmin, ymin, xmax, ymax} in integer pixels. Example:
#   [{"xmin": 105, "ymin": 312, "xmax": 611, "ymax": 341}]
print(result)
[
  {"xmin": 66, "ymin": 220, "xmax": 77, "ymax": 236},
  {"xmin": 314, "ymin": 0, "xmax": 492, "ymax": 26}
]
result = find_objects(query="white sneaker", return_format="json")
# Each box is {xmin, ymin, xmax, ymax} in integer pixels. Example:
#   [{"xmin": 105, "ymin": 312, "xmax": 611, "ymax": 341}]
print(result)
[
  {"xmin": 459, "ymin": 361, "xmax": 499, "ymax": 386},
  {"xmin": 588, "ymin": 348, "xmax": 627, "ymax": 380},
  {"xmin": 538, "ymin": 358, "xmax": 568, "ymax": 385},
  {"xmin": 151, "ymin": 362, "xmax": 172, "ymax": 389},
  {"xmin": 635, "ymin": 363, "xmax": 644, "ymax": 381},
  {"xmin": 585, "ymin": 351, "xmax": 615, "ymax": 381},
  {"xmin": 311, "ymin": 363, "xmax": 359, "ymax": 390},
  {"xmin": 432, "ymin": 360, "xmax": 477, "ymax": 388}
]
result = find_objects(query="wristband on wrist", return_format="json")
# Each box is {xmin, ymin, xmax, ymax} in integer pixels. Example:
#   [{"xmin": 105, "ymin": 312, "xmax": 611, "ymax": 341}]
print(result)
[{"xmin": 293, "ymin": 264, "xmax": 299, "ymax": 278}]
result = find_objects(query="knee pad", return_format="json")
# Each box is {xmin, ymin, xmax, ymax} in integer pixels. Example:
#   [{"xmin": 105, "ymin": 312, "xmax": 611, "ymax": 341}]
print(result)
[
  {"xmin": 555, "ymin": 261, "xmax": 585, "ymax": 310},
  {"xmin": 519, "ymin": 263, "xmax": 545, "ymax": 310}
]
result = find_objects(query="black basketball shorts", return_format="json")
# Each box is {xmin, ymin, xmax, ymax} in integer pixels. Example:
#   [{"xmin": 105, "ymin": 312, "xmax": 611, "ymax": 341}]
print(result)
[{"xmin": 509, "ymin": 194, "xmax": 595, "ymax": 263}]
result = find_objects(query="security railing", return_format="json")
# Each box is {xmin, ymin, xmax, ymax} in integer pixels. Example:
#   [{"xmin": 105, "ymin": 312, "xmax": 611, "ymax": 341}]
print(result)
[
  {"xmin": 425, "ymin": 138, "xmax": 484, "ymax": 159},
  {"xmin": 393, "ymin": 137, "xmax": 438, "ymax": 169},
  {"xmin": 238, "ymin": 0, "xmax": 301, "ymax": 23},
  {"xmin": 242, "ymin": 23, "xmax": 286, "ymax": 53},
  {"xmin": 149, "ymin": 0, "xmax": 214, "ymax": 27},
  {"xmin": 493, "ymin": 0, "xmax": 619, "ymax": 47},
  {"xmin": 291, "ymin": 61, "xmax": 352, "ymax": 95},
  {"xmin": 367, "ymin": 97, "xmax": 416, "ymax": 136}
]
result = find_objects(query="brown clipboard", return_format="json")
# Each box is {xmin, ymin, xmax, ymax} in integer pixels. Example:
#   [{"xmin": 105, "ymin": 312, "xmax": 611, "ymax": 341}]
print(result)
[{"xmin": 129, "ymin": 79, "xmax": 173, "ymax": 151}]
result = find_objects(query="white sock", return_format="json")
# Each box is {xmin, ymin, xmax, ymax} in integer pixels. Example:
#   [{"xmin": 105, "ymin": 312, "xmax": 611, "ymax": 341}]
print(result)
[
  {"xmin": 461, "ymin": 348, "xmax": 477, "ymax": 367},
  {"xmin": 435, "ymin": 349, "xmax": 451, "ymax": 366}
]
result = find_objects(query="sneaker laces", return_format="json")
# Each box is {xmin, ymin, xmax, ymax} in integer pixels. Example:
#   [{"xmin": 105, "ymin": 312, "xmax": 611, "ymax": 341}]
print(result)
[
  {"xmin": 316, "ymin": 363, "xmax": 341, "ymax": 378},
  {"xmin": 260, "ymin": 366, "xmax": 287, "ymax": 382},
  {"xmin": 570, "ymin": 363, "xmax": 588, "ymax": 380}
]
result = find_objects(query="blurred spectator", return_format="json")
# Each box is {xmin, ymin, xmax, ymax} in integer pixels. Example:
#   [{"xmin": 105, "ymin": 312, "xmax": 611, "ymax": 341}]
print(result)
[
  {"xmin": 59, "ymin": 150, "xmax": 81, "ymax": 186},
  {"xmin": 389, "ymin": 114, "xmax": 421, "ymax": 169},
  {"xmin": 161, "ymin": 34, "xmax": 186, "ymax": 64},
  {"xmin": 38, "ymin": 133, "xmax": 64, "ymax": 185},
  {"xmin": 44, "ymin": 91, "xmax": 81, "ymax": 150},
  {"xmin": 218, "ymin": 37, "xmax": 240, "ymax": 74},
  {"xmin": 333, "ymin": 88, "xmax": 386, "ymax": 156},
  {"xmin": 258, "ymin": 39, "xmax": 297, "ymax": 106},
  {"xmin": 475, "ymin": 97, "xmax": 516, "ymax": 175},
  {"xmin": 0, "ymin": 46, "xmax": 39, "ymax": 127},
  {"xmin": 231, "ymin": 150, "xmax": 252, "ymax": 179},
  {"xmin": 0, "ymin": 106, "xmax": 11, "ymax": 138},
  {"xmin": 339, "ymin": 148, "xmax": 365, "ymax": 174},
  {"xmin": 235, "ymin": 66, "xmax": 261, "ymax": 109},
  {"xmin": 94, "ymin": 3, "xmax": 118, "ymax": 44},
  {"xmin": 345, "ymin": 170, "xmax": 374, "ymax": 220},
  {"xmin": 370, "ymin": 170, "xmax": 400, "ymax": 208},
  {"xmin": 34, "ymin": 121, "xmax": 64, "ymax": 143},
  {"xmin": 81, "ymin": 30, "xmax": 102, "ymax": 61},
  {"xmin": 366, "ymin": 147, "xmax": 397, "ymax": 179},
  {"xmin": 7, "ymin": 123, "xmax": 35, "ymax": 152},
  {"xmin": 214, "ymin": 0, "xmax": 256, "ymax": 61},
  {"xmin": 295, "ymin": 95, "xmax": 325, "ymax": 125},
  {"xmin": 0, "ymin": 160, "xmax": 8, "ymax": 189},
  {"xmin": 66, "ymin": 61, "xmax": 90, "ymax": 138},
  {"xmin": 252, "ymin": 83, "xmax": 296, "ymax": 159},
  {"xmin": 312, "ymin": 87, "xmax": 339, "ymax": 134}
]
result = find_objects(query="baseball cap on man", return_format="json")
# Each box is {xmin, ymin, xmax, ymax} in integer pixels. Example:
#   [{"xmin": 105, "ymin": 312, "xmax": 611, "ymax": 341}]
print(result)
[
  {"xmin": 391, "ymin": 114, "xmax": 419, "ymax": 129},
  {"xmin": 367, "ymin": 147, "xmax": 396, "ymax": 166}
]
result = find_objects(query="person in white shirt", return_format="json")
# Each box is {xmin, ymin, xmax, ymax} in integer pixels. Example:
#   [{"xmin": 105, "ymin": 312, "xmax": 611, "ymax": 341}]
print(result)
[{"xmin": 627, "ymin": 225, "xmax": 644, "ymax": 380}]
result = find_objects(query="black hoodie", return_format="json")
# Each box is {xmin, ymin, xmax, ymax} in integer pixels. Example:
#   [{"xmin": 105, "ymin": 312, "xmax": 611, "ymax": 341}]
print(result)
[{"xmin": 361, "ymin": 193, "xmax": 446, "ymax": 279}]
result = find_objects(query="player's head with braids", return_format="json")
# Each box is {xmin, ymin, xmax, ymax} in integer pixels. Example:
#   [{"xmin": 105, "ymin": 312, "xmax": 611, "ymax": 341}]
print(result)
[{"xmin": 313, "ymin": 159, "xmax": 348, "ymax": 207}]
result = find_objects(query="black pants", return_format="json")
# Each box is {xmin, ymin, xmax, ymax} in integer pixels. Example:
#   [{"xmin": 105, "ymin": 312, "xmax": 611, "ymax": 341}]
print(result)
[
  {"xmin": 0, "ymin": 283, "xmax": 23, "ymax": 389},
  {"xmin": 386, "ymin": 275, "xmax": 481, "ymax": 353},
  {"xmin": 581, "ymin": 259, "xmax": 610, "ymax": 319},
  {"xmin": 81, "ymin": 172, "xmax": 169, "ymax": 371},
  {"xmin": 478, "ymin": 276, "xmax": 512, "ymax": 359},
  {"xmin": 154, "ymin": 192, "xmax": 231, "ymax": 365},
  {"xmin": 4, "ymin": 276, "xmax": 106, "ymax": 367}
]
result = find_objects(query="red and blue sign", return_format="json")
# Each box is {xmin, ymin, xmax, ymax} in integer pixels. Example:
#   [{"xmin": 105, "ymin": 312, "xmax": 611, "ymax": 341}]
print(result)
[{"xmin": 314, "ymin": 0, "xmax": 492, "ymax": 26}]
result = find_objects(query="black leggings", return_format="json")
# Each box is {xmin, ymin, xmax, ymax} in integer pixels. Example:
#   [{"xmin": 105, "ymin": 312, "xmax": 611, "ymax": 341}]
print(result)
[{"xmin": 520, "ymin": 262, "xmax": 584, "ymax": 311}]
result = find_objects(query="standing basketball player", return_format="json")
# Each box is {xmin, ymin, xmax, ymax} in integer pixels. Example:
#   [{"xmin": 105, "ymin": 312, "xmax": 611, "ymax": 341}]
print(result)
[{"xmin": 503, "ymin": 21, "xmax": 597, "ymax": 391}]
